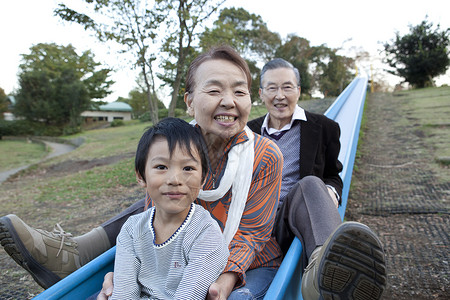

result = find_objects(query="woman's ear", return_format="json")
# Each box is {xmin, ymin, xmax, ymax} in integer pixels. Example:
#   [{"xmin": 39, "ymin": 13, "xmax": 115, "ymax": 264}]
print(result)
[
  {"xmin": 201, "ymin": 177, "xmax": 206, "ymax": 189},
  {"xmin": 136, "ymin": 172, "xmax": 146, "ymax": 187},
  {"xmin": 184, "ymin": 92, "xmax": 195, "ymax": 117}
]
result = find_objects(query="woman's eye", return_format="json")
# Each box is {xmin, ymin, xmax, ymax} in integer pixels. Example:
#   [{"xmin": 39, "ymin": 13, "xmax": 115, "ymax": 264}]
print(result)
[
  {"xmin": 235, "ymin": 90, "xmax": 248, "ymax": 96},
  {"xmin": 207, "ymin": 90, "xmax": 220, "ymax": 95}
]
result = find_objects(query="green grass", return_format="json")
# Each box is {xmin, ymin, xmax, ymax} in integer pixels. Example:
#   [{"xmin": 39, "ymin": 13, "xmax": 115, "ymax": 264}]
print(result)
[
  {"xmin": 395, "ymin": 86, "xmax": 450, "ymax": 161},
  {"xmin": 0, "ymin": 139, "xmax": 48, "ymax": 171},
  {"xmin": 63, "ymin": 122, "xmax": 150, "ymax": 160},
  {"xmin": 36, "ymin": 158, "xmax": 136, "ymax": 203}
]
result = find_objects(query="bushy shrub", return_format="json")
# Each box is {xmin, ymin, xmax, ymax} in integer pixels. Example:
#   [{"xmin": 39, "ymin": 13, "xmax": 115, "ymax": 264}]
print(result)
[
  {"xmin": 138, "ymin": 111, "xmax": 151, "ymax": 122},
  {"xmin": 0, "ymin": 120, "xmax": 34, "ymax": 137},
  {"xmin": 111, "ymin": 119, "xmax": 125, "ymax": 127}
]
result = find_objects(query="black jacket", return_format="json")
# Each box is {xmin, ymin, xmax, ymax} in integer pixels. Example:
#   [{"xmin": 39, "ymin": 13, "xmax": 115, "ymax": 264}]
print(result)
[{"xmin": 247, "ymin": 110, "xmax": 343, "ymax": 198}]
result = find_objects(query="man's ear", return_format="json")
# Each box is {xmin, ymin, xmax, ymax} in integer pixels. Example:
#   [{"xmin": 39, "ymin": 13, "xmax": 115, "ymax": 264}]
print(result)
[
  {"xmin": 136, "ymin": 172, "xmax": 146, "ymax": 187},
  {"xmin": 258, "ymin": 88, "xmax": 262, "ymax": 99},
  {"xmin": 184, "ymin": 92, "xmax": 194, "ymax": 117}
]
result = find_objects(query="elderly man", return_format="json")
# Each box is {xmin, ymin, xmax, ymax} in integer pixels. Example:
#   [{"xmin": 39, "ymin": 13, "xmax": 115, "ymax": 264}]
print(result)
[{"xmin": 247, "ymin": 58, "xmax": 386, "ymax": 299}]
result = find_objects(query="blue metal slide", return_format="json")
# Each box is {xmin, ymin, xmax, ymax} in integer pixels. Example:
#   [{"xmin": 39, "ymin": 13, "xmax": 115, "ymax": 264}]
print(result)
[{"xmin": 33, "ymin": 74, "xmax": 369, "ymax": 299}]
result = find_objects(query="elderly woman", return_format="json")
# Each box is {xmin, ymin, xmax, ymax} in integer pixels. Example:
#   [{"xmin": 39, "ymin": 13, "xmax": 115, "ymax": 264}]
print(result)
[
  {"xmin": 176, "ymin": 46, "xmax": 284, "ymax": 298},
  {"xmin": 0, "ymin": 46, "xmax": 284, "ymax": 299}
]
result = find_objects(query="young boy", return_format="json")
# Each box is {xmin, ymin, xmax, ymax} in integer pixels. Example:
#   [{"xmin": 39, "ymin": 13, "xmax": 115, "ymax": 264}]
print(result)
[{"xmin": 110, "ymin": 118, "xmax": 229, "ymax": 299}]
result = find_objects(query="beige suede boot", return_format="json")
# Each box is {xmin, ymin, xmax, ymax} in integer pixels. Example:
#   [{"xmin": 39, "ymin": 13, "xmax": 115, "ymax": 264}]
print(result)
[{"xmin": 0, "ymin": 214, "xmax": 109, "ymax": 289}]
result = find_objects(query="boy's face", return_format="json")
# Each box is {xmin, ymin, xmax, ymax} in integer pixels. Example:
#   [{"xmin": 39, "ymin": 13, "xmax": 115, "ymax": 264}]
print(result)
[{"xmin": 138, "ymin": 136, "xmax": 203, "ymax": 218}]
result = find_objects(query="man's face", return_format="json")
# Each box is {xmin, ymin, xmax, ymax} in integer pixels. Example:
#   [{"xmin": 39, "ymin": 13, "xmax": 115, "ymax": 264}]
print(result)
[{"xmin": 259, "ymin": 67, "xmax": 300, "ymax": 129}]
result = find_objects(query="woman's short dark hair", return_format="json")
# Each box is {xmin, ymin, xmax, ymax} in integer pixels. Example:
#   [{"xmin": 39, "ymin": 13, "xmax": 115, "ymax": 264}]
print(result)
[
  {"xmin": 135, "ymin": 117, "xmax": 209, "ymax": 183},
  {"xmin": 185, "ymin": 45, "xmax": 252, "ymax": 94},
  {"xmin": 260, "ymin": 58, "xmax": 301, "ymax": 87}
]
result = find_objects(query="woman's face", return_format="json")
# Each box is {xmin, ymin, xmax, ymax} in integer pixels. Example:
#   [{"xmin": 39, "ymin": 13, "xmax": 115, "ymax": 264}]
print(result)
[{"xmin": 184, "ymin": 59, "xmax": 251, "ymax": 143}]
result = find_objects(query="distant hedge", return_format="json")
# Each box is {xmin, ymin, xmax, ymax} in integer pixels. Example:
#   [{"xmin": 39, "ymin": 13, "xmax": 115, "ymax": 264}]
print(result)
[{"xmin": 0, "ymin": 120, "xmax": 66, "ymax": 138}]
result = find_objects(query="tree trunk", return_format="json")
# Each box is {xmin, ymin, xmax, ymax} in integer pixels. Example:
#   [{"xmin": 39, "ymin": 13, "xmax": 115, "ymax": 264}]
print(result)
[{"xmin": 142, "ymin": 64, "xmax": 159, "ymax": 124}]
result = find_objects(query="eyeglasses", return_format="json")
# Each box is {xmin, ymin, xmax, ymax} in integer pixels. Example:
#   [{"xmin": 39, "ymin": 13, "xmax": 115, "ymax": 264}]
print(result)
[{"xmin": 262, "ymin": 84, "xmax": 298, "ymax": 96}]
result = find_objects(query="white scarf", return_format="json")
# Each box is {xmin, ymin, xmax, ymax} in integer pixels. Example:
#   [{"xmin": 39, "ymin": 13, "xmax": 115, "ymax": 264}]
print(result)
[{"xmin": 190, "ymin": 121, "xmax": 255, "ymax": 245}]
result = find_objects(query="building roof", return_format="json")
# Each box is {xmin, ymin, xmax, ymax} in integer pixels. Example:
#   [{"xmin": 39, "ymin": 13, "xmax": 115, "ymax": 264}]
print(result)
[
  {"xmin": 98, "ymin": 102, "xmax": 132, "ymax": 112},
  {"xmin": 6, "ymin": 95, "xmax": 16, "ymax": 105}
]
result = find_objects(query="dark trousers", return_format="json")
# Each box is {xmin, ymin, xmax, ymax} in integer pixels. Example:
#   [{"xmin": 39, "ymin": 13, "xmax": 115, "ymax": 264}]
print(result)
[
  {"xmin": 101, "ymin": 198, "xmax": 146, "ymax": 246},
  {"xmin": 273, "ymin": 176, "xmax": 342, "ymax": 267}
]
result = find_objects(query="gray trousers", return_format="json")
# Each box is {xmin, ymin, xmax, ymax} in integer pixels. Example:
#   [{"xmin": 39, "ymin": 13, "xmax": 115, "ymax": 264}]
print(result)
[
  {"xmin": 272, "ymin": 176, "xmax": 342, "ymax": 266},
  {"xmin": 102, "ymin": 175, "xmax": 342, "ymax": 265}
]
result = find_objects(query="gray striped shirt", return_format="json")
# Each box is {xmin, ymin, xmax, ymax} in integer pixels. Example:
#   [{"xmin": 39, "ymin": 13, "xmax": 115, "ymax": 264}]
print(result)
[{"xmin": 111, "ymin": 203, "xmax": 229, "ymax": 299}]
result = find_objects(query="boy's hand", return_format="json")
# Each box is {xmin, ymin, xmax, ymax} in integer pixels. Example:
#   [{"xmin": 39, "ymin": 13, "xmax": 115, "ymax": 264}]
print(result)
[{"xmin": 97, "ymin": 272, "xmax": 114, "ymax": 300}]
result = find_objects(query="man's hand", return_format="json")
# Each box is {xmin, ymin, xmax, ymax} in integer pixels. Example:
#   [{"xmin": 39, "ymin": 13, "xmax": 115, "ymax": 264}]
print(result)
[
  {"xmin": 97, "ymin": 272, "xmax": 114, "ymax": 300},
  {"xmin": 327, "ymin": 187, "xmax": 339, "ymax": 208},
  {"xmin": 207, "ymin": 272, "xmax": 238, "ymax": 300}
]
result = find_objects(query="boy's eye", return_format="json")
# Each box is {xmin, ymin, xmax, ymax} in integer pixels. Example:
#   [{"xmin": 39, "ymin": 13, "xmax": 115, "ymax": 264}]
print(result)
[
  {"xmin": 183, "ymin": 166, "xmax": 195, "ymax": 171},
  {"xmin": 155, "ymin": 165, "xmax": 167, "ymax": 170}
]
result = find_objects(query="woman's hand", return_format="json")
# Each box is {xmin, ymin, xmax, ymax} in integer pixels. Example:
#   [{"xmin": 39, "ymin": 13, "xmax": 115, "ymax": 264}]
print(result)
[
  {"xmin": 207, "ymin": 272, "xmax": 238, "ymax": 300},
  {"xmin": 96, "ymin": 272, "xmax": 114, "ymax": 300}
]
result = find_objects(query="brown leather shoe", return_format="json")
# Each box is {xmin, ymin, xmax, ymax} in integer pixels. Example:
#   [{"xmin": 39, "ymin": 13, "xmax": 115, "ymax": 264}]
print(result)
[
  {"xmin": 0, "ymin": 214, "xmax": 81, "ymax": 288},
  {"xmin": 301, "ymin": 221, "xmax": 387, "ymax": 300}
]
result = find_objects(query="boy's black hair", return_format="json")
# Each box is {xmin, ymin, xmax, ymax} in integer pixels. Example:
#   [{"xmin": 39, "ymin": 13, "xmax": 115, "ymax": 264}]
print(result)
[{"xmin": 135, "ymin": 117, "xmax": 209, "ymax": 183}]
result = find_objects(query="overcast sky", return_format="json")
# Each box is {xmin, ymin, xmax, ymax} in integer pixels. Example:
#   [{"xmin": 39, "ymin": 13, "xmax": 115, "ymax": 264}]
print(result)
[{"xmin": 1, "ymin": 0, "xmax": 449, "ymax": 102}]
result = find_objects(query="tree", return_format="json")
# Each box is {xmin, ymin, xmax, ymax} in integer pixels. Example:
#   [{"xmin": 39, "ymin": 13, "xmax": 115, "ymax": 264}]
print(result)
[
  {"xmin": 275, "ymin": 35, "xmax": 314, "ymax": 97},
  {"xmin": 383, "ymin": 18, "xmax": 450, "ymax": 88},
  {"xmin": 55, "ymin": 0, "xmax": 224, "ymax": 124},
  {"xmin": 14, "ymin": 43, "xmax": 113, "ymax": 128},
  {"xmin": 199, "ymin": 7, "xmax": 281, "ymax": 101},
  {"xmin": 313, "ymin": 46, "xmax": 354, "ymax": 97},
  {"xmin": 157, "ymin": 0, "xmax": 226, "ymax": 117},
  {"xmin": 120, "ymin": 87, "xmax": 163, "ymax": 119},
  {"xmin": 0, "ymin": 87, "xmax": 7, "ymax": 120},
  {"xmin": 200, "ymin": 7, "xmax": 280, "ymax": 61}
]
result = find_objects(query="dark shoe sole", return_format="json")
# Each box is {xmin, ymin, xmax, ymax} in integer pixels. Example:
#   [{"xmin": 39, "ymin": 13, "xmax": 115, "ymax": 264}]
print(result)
[
  {"xmin": 318, "ymin": 221, "xmax": 387, "ymax": 300},
  {"xmin": 0, "ymin": 216, "xmax": 61, "ymax": 289}
]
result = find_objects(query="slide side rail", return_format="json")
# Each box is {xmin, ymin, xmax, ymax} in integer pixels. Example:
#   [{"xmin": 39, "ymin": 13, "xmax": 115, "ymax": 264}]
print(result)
[{"xmin": 264, "ymin": 74, "xmax": 368, "ymax": 300}]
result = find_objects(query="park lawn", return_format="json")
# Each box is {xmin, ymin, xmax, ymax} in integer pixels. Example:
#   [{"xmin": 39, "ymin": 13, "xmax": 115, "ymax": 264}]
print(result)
[
  {"xmin": 0, "ymin": 139, "xmax": 48, "ymax": 172},
  {"xmin": 394, "ymin": 86, "xmax": 450, "ymax": 180}
]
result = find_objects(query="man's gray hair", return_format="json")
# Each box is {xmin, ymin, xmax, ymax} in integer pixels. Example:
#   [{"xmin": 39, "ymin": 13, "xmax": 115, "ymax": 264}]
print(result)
[{"xmin": 260, "ymin": 58, "xmax": 301, "ymax": 87}]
